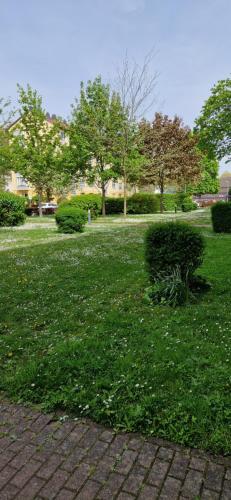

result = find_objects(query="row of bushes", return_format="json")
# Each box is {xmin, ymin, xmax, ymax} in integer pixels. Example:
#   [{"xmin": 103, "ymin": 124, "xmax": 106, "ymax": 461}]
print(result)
[
  {"xmin": 1, "ymin": 191, "xmax": 231, "ymax": 234},
  {"xmin": 55, "ymin": 192, "xmax": 198, "ymax": 233},
  {"xmin": 105, "ymin": 193, "xmax": 198, "ymax": 214},
  {"xmin": 55, "ymin": 196, "xmax": 231, "ymax": 234}
]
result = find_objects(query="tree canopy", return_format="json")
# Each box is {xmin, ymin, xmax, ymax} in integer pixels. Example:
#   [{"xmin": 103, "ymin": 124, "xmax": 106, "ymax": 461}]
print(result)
[
  {"xmin": 0, "ymin": 98, "xmax": 13, "ymax": 189},
  {"xmin": 195, "ymin": 78, "xmax": 231, "ymax": 162},
  {"xmin": 193, "ymin": 154, "xmax": 219, "ymax": 194},
  {"xmin": 69, "ymin": 76, "xmax": 126, "ymax": 215},
  {"xmin": 139, "ymin": 113, "xmax": 201, "ymax": 211},
  {"xmin": 10, "ymin": 85, "xmax": 66, "ymax": 214}
]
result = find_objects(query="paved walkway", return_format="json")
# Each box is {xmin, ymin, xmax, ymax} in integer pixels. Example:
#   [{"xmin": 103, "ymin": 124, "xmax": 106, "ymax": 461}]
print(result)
[{"xmin": 0, "ymin": 403, "xmax": 230, "ymax": 500}]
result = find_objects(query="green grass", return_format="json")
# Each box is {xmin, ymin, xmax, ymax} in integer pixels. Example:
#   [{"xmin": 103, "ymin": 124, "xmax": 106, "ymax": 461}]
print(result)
[
  {"xmin": 0, "ymin": 209, "xmax": 210, "ymax": 251},
  {"xmin": 0, "ymin": 210, "xmax": 230, "ymax": 454}
]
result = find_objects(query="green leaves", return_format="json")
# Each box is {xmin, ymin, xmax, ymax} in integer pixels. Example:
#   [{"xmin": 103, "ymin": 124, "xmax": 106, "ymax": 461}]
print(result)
[
  {"xmin": 10, "ymin": 84, "xmax": 67, "ymax": 200},
  {"xmin": 195, "ymin": 78, "xmax": 231, "ymax": 161}
]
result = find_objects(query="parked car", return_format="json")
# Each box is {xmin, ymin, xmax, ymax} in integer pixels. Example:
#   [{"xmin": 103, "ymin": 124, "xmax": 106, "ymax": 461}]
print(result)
[
  {"xmin": 41, "ymin": 202, "xmax": 57, "ymax": 209},
  {"xmin": 41, "ymin": 202, "xmax": 57, "ymax": 214}
]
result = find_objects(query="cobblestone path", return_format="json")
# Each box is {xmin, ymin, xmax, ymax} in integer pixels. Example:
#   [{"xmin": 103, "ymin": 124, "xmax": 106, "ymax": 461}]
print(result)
[{"xmin": 0, "ymin": 402, "xmax": 230, "ymax": 499}]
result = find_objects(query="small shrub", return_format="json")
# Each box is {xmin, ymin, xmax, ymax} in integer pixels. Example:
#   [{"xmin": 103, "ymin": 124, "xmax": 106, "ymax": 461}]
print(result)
[
  {"xmin": 105, "ymin": 197, "xmax": 124, "ymax": 214},
  {"xmin": 211, "ymin": 202, "xmax": 231, "ymax": 233},
  {"xmin": 128, "ymin": 193, "xmax": 159, "ymax": 214},
  {"xmin": 155, "ymin": 194, "xmax": 176, "ymax": 211},
  {"xmin": 145, "ymin": 222, "xmax": 205, "ymax": 284},
  {"xmin": 0, "ymin": 192, "xmax": 26, "ymax": 227},
  {"xmin": 55, "ymin": 206, "xmax": 87, "ymax": 233},
  {"xmin": 175, "ymin": 192, "xmax": 197, "ymax": 212},
  {"xmin": 181, "ymin": 199, "xmax": 198, "ymax": 212},
  {"xmin": 59, "ymin": 194, "xmax": 102, "ymax": 219}
]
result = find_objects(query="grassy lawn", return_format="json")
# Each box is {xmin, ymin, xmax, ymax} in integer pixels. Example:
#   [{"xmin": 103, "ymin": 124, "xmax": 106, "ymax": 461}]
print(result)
[
  {"xmin": 0, "ymin": 209, "xmax": 230, "ymax": 454},
  {"xmin": 0, "ymin": 209, "xmax": 210, "ymax": 251}
]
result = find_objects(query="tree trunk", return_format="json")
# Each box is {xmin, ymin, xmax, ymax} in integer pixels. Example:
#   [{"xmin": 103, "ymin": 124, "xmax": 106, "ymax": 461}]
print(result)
[
  {"xmin": 38, "ymin": 191, "xmax": 43, "ymax": 217},
  {"xmin": 123, "ymin": 172, "xmax": 127, "ymax": 218},
  {"xmin": 102, "ymin": 185, "xmax": 106, "ymax": 217},
  {"xmin": 160, "ymin": 184, "xmax": 164, "ymax": 213},
  {"xmin": 46, "ymin": 187, "xmax": 52, "ymax": 202}
]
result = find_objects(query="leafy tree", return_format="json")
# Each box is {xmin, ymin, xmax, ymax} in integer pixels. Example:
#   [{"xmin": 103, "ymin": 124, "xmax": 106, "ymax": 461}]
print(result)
[
  {"xmin": 10, "ymin": 85, "xmax": 66, "ymax": 215},
  {"xmin": 195, "ymin": 78, "xmax": 231, "ymax": 162},
  {"xmin": 139, "ymin": 113, "xmax": 201, "ymax": 212},
  {"xmin": 69, "ymin": 76, "xmax": 126, "ymax": 216},
  {"xmin": 0, "ymin": 98, "xmax": 13, "ymax": 190},
  {"xmin": 193, "ymin": 154, "xmax": 219, "ymax": 194}
]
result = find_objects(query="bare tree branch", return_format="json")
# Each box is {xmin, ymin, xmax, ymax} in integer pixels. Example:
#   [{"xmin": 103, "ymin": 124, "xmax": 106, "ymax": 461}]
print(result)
[{"xmin": 116, "ymin": 48, "xmax": 159, "ymax": 122}]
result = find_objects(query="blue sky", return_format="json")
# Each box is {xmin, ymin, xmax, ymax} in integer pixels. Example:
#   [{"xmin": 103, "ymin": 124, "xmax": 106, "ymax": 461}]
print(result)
[{"xmin": 1, "ymin": 0, "xmax": 230, "ymax": 171}]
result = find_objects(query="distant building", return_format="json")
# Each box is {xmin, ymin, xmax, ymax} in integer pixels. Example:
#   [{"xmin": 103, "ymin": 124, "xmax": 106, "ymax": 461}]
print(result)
[{"xmin": 219, "ymin": 171, "xmax": 231, "ymax": 195}]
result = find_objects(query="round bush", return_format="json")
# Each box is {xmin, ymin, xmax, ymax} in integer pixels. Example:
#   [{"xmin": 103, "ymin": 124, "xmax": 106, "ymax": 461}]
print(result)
[
  {"xmin": 59, "ymin": 194, "xmax": 101, "ymax": 219},
  {"xmin": 55, "ymin": 207, "xmax": 88, "ymax": 233},
  {"xmin": 211, "ymin": 202, "xmax": 231, "ymax": 233},
  {"xmin": 128, "ymin": 193, "xmax": 159, "ymax": 214},
  {"xmin": 145, "ymin": 222, "xmax": 205, "ymax": 283},
  {"xmin": 0, "ymin": 192, "xmax": 26, "ymax": 227}
]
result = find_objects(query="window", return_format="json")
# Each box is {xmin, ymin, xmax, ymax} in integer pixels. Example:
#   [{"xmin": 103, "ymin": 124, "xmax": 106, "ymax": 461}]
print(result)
[
  {"xmin": 70, "ymin": 184, "xmax": 76, "ymax": 195},
  {"xmin": 79, "ymin": 180, "xmax": 85, "ymax": 189},
  {"xmin": 119, "ymin": 183, "xmax": 123, "ymax": 191},
  {"xmin": 112, "ymin": 181, "xmax": 116, "ymax": 190},
  {"xmin": 16, "ymin": 175, "xmax": 28, "ymax": 188}
]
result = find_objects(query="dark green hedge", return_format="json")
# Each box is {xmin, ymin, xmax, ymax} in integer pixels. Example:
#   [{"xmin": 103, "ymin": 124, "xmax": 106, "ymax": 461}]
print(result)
[
  {"xmin": 0, "ymin": 192, "xmax": 26, "ymax": 227},
  {"xmin": 211, "ymin": 202, "xmax": 231, "ymax": 233},
  {"xmin": 128, "ymin": 193, "xmax": 159, "ymax": 214},
  {"xmin": 106, "ymin": 193, "xmax": 159, "ymax": 214},
  {"xmin": 105, "ymin": 193, "xmax": 197, "ymax": 215},
  {"xmin": 105, "ymin": 197, "xmax": 124, "ymax": 214}
]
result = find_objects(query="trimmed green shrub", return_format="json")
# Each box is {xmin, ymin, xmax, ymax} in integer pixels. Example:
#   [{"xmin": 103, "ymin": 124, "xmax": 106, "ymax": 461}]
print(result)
[
  {"xmin": 59, "ymin": 194, "xmax": 102, "ymax": 219},
  {"xmin": 128, "ymin": 193, "xmax": 159, "ymax": 214},
  {"xmin": 181, "ymin": 199, "xmax": 198, "ymax": 212},
  {"xmin": 55, "ymin": 206, "xmax": 87, "ymax": 233},
  {"xmin": 161, "ymin": 194, "xmax": 177, "ymax": 211},
  {"xmin": 211, "ymin": 202, "xmax": 231, "ymax": 233},
  {"xmin": 145, "ymin": 222, "xmax": 205, "ymax": 283},
  {"xmin": 0, "ymin": 192, "xmax": 26, "ymax": 227},
  {"xmin": 105, "ymin": 197, "xmax": 124, "ymax": 214},
  {"xmin": 176, "ymin": 193, "xmax": 197, "ymax": 212},
  {"xmin": 155, "ymin": 194, "xmax": 177, "ymax": 211}
]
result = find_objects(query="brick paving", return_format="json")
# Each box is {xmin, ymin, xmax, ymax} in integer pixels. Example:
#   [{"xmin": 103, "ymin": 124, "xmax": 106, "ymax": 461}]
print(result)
[{"xmin": 0, "ymin": 403, "xmax": 230, "ymax": 499}]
